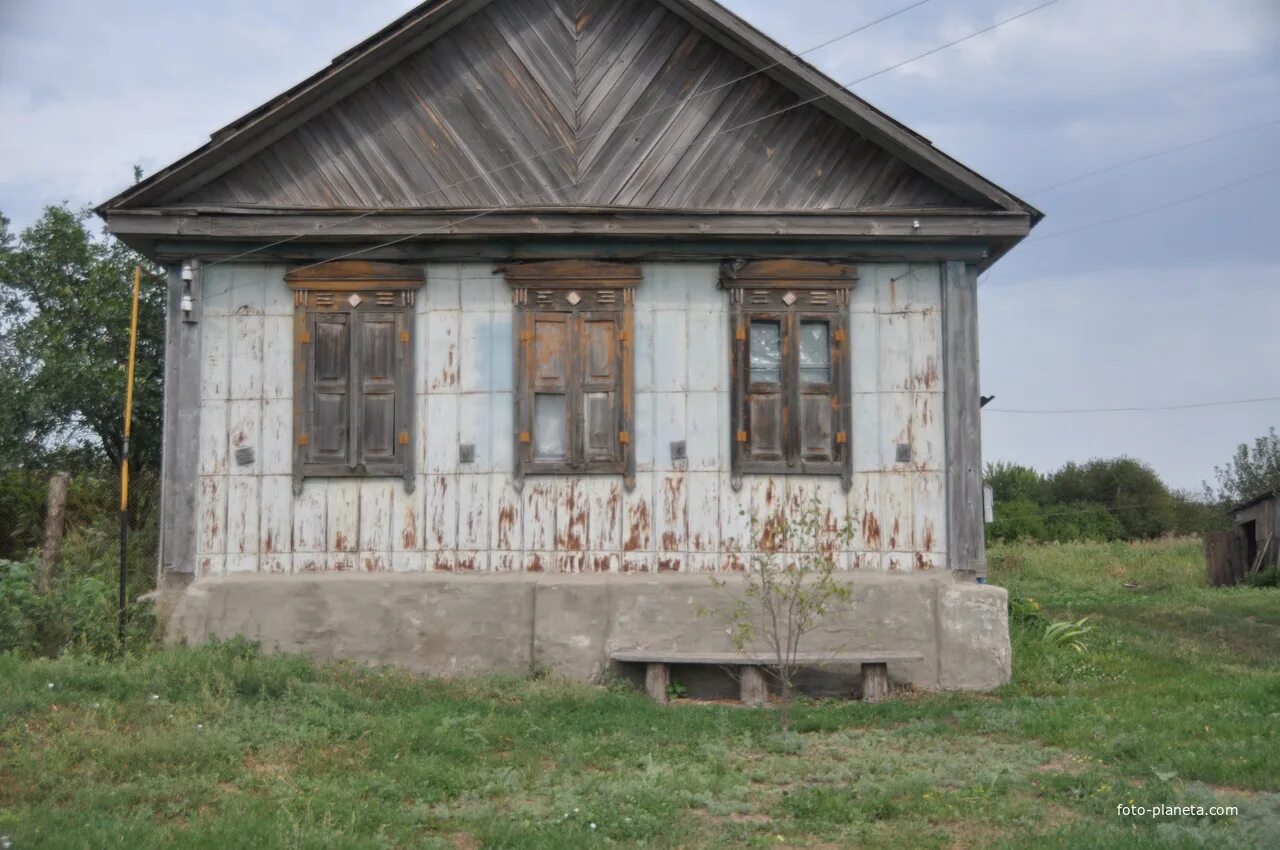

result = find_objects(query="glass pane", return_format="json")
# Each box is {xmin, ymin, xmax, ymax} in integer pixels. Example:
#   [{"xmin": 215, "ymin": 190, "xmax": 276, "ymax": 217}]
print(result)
[
  {"xmin": 799, "ymin": 321, "xmax": 831, "ymax": 385},
  {"xmin": 534, "ymin": 394, "xmax": 568, "ymax": 461},
  {"xmin": 750, "ymin": 321, "xmax": 782, "ymax": 384}
]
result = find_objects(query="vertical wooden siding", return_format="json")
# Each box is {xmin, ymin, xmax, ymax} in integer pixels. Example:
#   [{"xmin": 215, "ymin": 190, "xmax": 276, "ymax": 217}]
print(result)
[{"xmin": 194, "ymin": 261, "xmax": 947, "ymax": 575}]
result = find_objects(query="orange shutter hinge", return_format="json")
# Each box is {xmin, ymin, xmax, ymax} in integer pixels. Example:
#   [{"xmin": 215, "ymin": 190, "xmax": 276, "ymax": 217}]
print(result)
[
  {"xmin": 298, "ymin": 433, "xmax": 310, "ymax": 447},
  {"xmin": 399, "ymin": 331, "xmax": 411, "ymax": 343},
  {"xmin": 298, "ymin": 331, "xmax": 311, "ymax": 344},
  {"xmin": 834, "ymin": 329, "xmax": 846, "ymax": 343},
  {"xmin": 736, "ymin": 430, "xmax": 748, "ymax": 443},
  {"xmin": 619, "ymin": 431, "xmax": 631, "ymax": 445},
  {"xmin": 836, "ymin": 432, "xmax": 848, "ymax": 445},
  {"xmin": 735, "ymin": 325, "xmax": 746, "ymax": 341},
  {"xmin": 519, "ymin": 432, "xmax": 532, "ymax": 444},
  {"xmin": 398, "ymin": 432, "xmax": 410, "ymax": 446}
]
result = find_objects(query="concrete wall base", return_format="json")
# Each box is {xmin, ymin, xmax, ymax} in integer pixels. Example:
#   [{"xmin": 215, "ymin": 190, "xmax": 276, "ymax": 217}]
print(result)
[{"xmin": 165, "ymin": 572, "xmax": 1011, "ymax": 691}]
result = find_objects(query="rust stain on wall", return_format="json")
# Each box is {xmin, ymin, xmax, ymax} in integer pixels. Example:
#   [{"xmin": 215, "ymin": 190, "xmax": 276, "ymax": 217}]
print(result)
[
  {"xmin": 497, "ymin": 503, "xmax": 517, "ymax": 549},
  {"xmin": 888, "ymin": 517, "xmax": 901, "ymax": 551},
  {"xmin": 557, "ymin": 482, "xmax": 587, "ymax": 550},
  {"xmin": 657, "ymin": 557, "xmax": 682, "ymax": 572},
  {"xmin": 624, "ymin": 500, "xmax": 650, "ymax": 551},
  {"xmin": 862, "ymin": 510, "xmax": 882, "ymax": 550},
  {"xmin": 401, "ymin": 505, "xmax": 417, "ymax": 549}
]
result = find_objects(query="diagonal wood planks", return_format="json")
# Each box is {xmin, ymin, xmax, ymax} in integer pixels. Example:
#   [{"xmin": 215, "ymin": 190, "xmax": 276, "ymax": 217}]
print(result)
[{"xmin": 182, "ymin": 0, "xmax": 979, "ymax": 213}]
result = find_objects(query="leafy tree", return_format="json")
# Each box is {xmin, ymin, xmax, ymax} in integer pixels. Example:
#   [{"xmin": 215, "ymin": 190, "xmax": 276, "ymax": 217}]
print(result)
[
  {"xmin": 984, "ymin": 461, "xmax": 1046, "ymax": 505},
  {"xmin": 1046, "ymin": 458, "xmax": 1175, "ymax": 540},
  {"xmin": 1207, "ymin": 428, "xmax": 1280, "ymax": 505},
  {"xmin": 0, "ymin": 205, "xmax": 165, "ymax": 472}
]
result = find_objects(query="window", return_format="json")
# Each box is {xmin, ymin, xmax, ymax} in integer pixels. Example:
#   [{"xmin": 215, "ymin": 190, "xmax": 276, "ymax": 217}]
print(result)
[
  {"xmin": 504, "ymin": 260, "xmax": 639, "ymax": 490},
  {"xmin": 724, "ymin": 260, "xmax": 856, "ymax": 490},
  {"xmin": 287, "ymin": 261, "xmax": 420, "ymax": 494}
]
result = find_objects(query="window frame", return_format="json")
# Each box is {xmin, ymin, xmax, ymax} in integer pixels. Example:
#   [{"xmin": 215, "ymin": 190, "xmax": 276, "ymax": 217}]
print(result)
[
  {"xmin": 287, "ymin": 261, "xmax": 421, "ymax": 494},
  {"xmin": 724, "ymin": 260, "xmax": 856, "ymax": 491},
  {"xmin": 504, "ymin": 260, "xmax": 639, "ymax": 492}
]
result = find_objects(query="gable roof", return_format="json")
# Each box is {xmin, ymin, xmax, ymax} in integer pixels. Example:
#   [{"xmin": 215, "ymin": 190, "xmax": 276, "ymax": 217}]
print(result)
[{"xmin": 102, "ymin": 0, "xmax": 1038, "ymax": 217}]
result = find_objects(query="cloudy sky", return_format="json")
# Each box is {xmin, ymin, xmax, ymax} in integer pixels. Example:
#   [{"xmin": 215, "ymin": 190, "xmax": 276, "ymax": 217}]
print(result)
[{"xmin": 2, "ymin": 0, "xmax": 1278, "ymax": 491}]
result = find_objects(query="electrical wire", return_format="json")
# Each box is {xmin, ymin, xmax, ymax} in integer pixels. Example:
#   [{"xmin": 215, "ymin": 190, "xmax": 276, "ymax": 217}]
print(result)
[
  {"xmin": 1026, "ymin": 118, "xmax": 1280, "ymax": 196},
  {"xmin": 986, "ymin": 395, "xmax": 1280, "ymax": 415},
  {"xmin": 1021, "ymin": 164, "xmax": 1280, "ymax": 244}
]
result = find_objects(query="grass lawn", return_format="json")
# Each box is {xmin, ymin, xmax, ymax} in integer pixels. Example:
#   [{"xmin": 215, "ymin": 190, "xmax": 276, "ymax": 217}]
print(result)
[{"xmin": 2, "ymin": 539, "xmax": 1279, "ymax": 848}]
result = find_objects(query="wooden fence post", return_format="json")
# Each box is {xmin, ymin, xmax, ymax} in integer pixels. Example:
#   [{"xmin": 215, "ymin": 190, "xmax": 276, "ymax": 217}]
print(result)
[{"xmin": 38, "ymin": 472, "xmax": 70, "ymax": 594}]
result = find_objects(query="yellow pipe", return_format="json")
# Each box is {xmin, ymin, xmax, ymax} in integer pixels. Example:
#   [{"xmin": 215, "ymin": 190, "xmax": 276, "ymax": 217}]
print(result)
[{"xmin": 120, "ymin": 265, "xmax": 141, "ymax": 511}]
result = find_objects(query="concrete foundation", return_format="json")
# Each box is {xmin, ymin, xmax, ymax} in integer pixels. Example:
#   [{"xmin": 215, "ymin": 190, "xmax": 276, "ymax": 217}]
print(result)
[{"xmin": 165, "ymin": 572, "xmax": 1010, "ymax": 691}]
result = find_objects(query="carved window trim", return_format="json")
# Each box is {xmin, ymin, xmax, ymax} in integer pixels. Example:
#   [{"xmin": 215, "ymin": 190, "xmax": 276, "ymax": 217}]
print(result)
[
  {"xmin": 287, "ymin": 261, "xmax": 421, "ymax": 494},
  {"xmin": 723, "ymin": 260, "xmax": 856, "ymax": 491},
  {"xmin": 503, "ymin": 261, "xmax": 639, "ymax": 491}
]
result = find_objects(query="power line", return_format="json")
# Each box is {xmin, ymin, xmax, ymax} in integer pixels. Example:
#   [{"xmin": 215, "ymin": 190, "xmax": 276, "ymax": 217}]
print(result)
[
  {"xmin": 205, "ymin": 0, "xmax": 941, "ymax": 268},
  {"xmin": 1026, "ymin": 117, "xmax": 1280, "ymax": 196},
  {"xmin": 979, "ymin": 162, "xmax": 1280, "ymax": 285},
  {"xmin": 1022, "ymin": 164, "xmax": 1280, "ymax": 244},
  {"xmin": 987, "ymin": 395, "xmax": 1280, "ymax": 414}
]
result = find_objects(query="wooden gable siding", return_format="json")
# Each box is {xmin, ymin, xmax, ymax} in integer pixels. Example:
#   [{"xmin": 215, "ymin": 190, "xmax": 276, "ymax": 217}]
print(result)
[{"xmin": 182, "ymin": 0, "xmax": 974, "ymax": 213}]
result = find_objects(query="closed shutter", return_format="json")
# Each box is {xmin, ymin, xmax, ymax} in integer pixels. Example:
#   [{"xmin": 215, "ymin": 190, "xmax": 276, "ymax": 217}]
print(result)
[
  {"xmin": 307, "ymin": 312, "xmax": 352, "ymax": 467},
  {"xmin": 580, "ymin": 314, "xmax": 621, "ymax": 464},
  {"xmin": 355, "ymin": 311, "xmax": 402, "ymax": 469}
]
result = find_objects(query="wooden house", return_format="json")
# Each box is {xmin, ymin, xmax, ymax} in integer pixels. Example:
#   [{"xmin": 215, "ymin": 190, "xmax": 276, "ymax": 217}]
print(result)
[{"xmin": 99, "ymin": 0, "xmax": 1040, "ymax": 689}]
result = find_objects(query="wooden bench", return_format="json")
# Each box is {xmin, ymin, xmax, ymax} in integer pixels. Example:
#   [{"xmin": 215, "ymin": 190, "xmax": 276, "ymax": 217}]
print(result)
[{"xmin": 610, "ymin": 650, "xmax": 924, "ymax": 706}]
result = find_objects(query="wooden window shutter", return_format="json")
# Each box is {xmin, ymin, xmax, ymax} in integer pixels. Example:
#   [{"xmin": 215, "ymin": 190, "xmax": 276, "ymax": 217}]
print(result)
[
  {"xmin": 580, "ymin": 315, "xmax": 623, "ymax": 465},
  {"xmin": 305, "ymin": 313, "xmax": 352, "ymax": 468},
  {"xmin": 290, "ymin": 262, "xmax": 420, "ymax": 493}
]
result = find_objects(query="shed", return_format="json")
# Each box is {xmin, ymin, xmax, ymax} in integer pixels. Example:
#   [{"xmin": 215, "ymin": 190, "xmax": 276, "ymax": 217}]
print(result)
[
  {"xmin": 1206, "ymin": 491, "xmax": 1279, "ymax": 586},
  {"xmin": 98, "ymin": 0, "xmax": 1041, "ymax": 690}
]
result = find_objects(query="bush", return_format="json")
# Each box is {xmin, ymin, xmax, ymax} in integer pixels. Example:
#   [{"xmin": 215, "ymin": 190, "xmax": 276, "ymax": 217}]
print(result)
[{"xmin": 0, "ymin": 556, "xmax": 155, "ymax": 657}]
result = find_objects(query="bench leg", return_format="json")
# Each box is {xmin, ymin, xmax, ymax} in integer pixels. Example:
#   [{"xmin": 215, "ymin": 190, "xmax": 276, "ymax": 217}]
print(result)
[
  {"xmin": 645, "ymin": 663, "xmax": 670, "ymax": 703},
  {"xmin": 739, "ymin": 666, "xmax": 768, "ymax": 707},
  {"xmin": 861, "ymin": 662, "xmax": 889, "ymax": 703}
]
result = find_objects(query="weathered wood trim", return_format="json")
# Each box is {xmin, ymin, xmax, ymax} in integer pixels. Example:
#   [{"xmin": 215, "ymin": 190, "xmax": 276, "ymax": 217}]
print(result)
[
  {"xmin": 498, "ymin": 259, "xmax": 643, "ymax": 287},
  {"xmin": 942, "ymin": 261, "xmax": 986, "ymax": 576},
  {"xmin": 285, "ymin": 260, "xmax": 424, "ymax": 290},
  {"xmin": 107, "ymin": 209, "xmax": 1033, "ymax": 242},
  {"xmin": 148, "ymin": 239, "xmax": 996, "ymax": 266},
  {"xmin": 721, "ymin": 259, "xmax": 859, "ymax": 288},
  {"xmin": 159, "ymin": 263, "xmax": 202, "ymax": 575}
]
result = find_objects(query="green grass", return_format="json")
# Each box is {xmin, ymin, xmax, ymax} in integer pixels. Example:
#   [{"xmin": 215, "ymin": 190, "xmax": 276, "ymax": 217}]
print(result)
[{"xmin": 2, "ymin": 539, "xmax": 1279, "ymax": 848}]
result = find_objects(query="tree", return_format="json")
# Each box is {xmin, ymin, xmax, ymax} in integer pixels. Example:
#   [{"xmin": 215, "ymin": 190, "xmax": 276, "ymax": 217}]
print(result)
[
  {"xmin": 711, "ymin": 499, "xmax": 854, "ymax": 737},
  {"xmin": 985, "ymin": 461, "xmax": 1046, "ymax": 505},
  {"xmin": 1207, "ymin": 428, "xmax": 1280, "ymax": 505},
  {"xmin": 1046, "ymin": 458, "xmax": 1175, "ymax": 540},
  {"xmin": 0, "ymin": 205, "xmax": 165, "ymax": 472}
]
